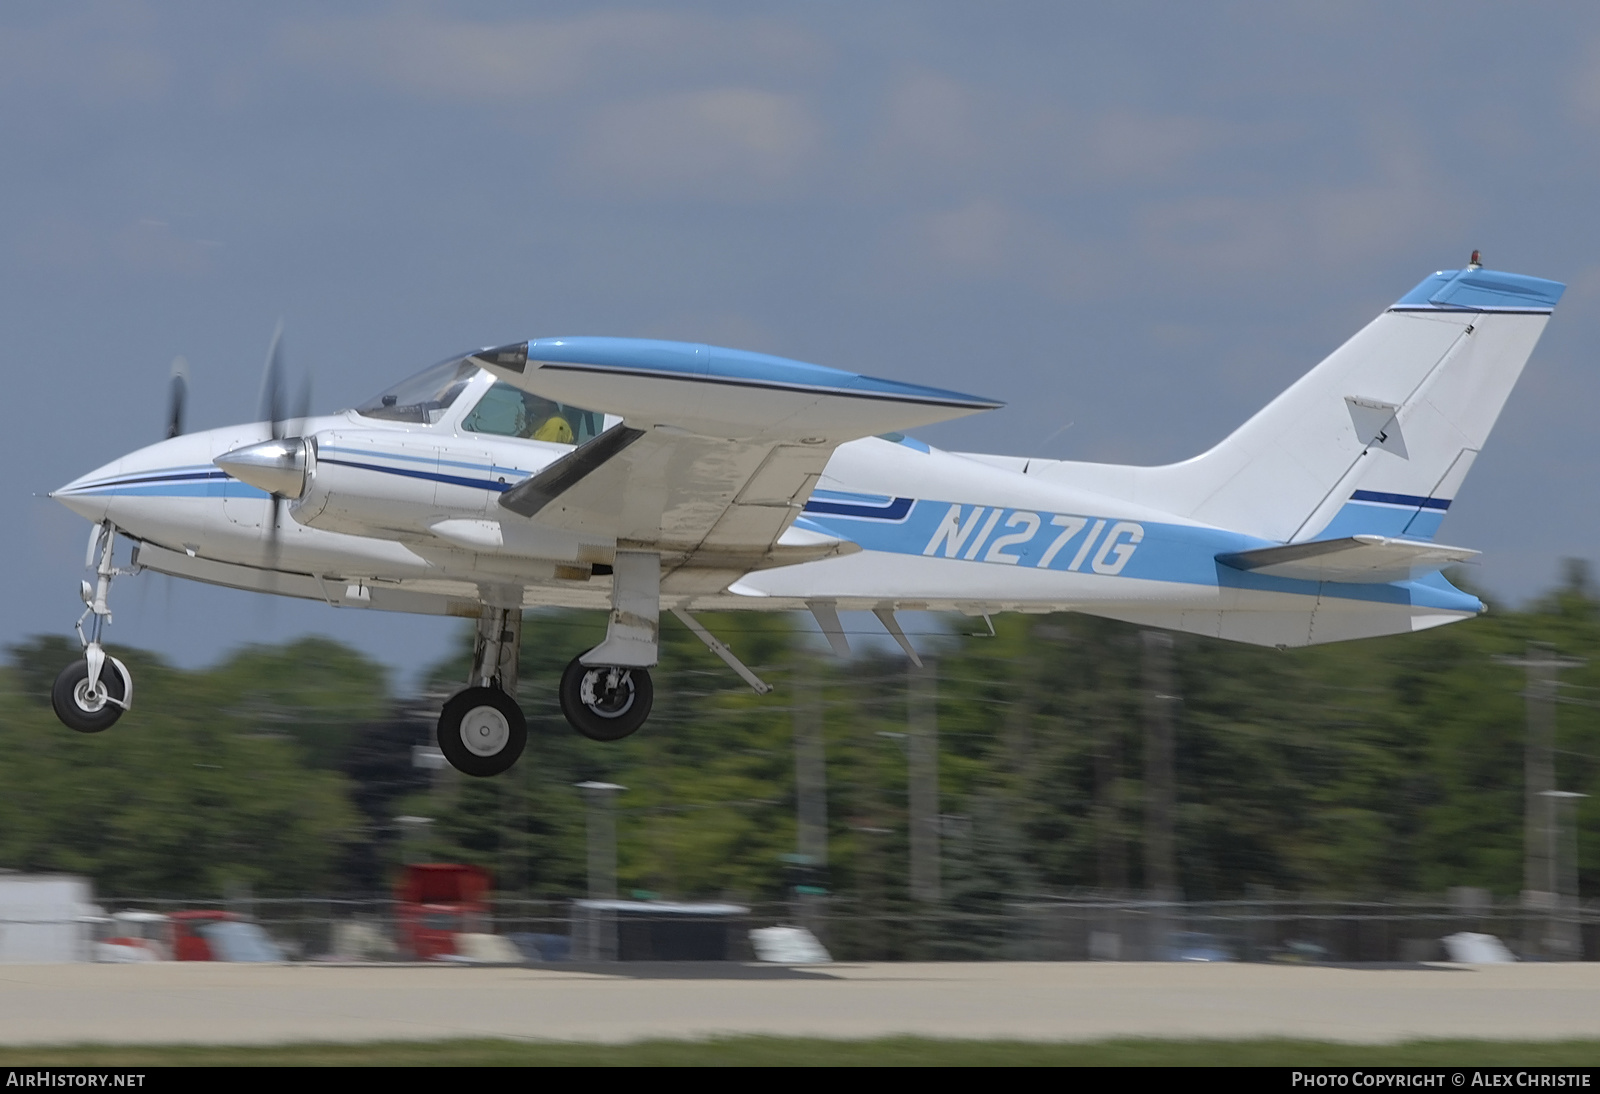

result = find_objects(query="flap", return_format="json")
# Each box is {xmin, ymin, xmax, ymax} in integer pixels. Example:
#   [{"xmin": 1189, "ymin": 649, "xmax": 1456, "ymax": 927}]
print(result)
[{"xmin": 1217, "ymin": 535, "xmax": 1479, "ymax": 584}]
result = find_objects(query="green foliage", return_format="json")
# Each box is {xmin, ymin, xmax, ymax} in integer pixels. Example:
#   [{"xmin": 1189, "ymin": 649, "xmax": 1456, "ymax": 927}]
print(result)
[
  {"xmin": 9, "ymin": 564, "xmax": 1600, "ymax": 911},
  {"xmin": 0, "ymin": 638, "xmax": 367, "ymax": 896}
]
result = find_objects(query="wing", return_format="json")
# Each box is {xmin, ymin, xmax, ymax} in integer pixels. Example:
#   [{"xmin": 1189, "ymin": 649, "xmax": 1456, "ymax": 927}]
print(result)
[
  {"xmin": 1217, "ymin": 535, "xmax": 1479, "ymax": 584},
  {"xmin": 481, "ymin": 338, "xmax": 999, "ymax": 588}
]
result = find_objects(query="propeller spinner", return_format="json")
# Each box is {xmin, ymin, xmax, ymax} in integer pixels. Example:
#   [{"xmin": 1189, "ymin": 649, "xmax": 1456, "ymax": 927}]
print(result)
[{"xmin": 214, "ymin": 323, "xmax": 313, "ymax": 564}]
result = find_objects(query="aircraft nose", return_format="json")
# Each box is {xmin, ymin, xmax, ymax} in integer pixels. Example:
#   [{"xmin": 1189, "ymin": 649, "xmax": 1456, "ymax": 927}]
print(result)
[{"xmin": 51, "ymin": 460, "xmax": 121, "ymax": 523}]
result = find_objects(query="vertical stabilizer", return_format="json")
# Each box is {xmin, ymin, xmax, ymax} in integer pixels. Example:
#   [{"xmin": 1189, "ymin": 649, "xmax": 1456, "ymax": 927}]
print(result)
[{"xmin": 1026, "ymin": 265, "xmax": 1563, "ymax": 542}]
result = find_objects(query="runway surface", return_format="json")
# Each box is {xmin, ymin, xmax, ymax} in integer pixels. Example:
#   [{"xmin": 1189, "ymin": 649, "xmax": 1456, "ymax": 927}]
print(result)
[{"xmin": 0, "ymin": 962, "xmax": 1596, "ymax": 1045}]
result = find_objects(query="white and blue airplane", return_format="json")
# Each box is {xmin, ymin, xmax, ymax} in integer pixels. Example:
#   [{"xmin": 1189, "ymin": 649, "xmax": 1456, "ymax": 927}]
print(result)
[{"xmin": 51, "ymin": 258, "xmax": 1563, "ymax": 776}]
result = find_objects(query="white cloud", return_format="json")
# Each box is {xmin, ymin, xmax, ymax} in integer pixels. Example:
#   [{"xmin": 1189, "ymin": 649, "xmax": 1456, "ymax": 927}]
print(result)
[
  {"xmin": 880, "ymin": 72, "xmax": 979, "ymax": 163},
  {"xmin": 571, "ymin": 89, "xmax": 824, "ymax": 201},
  {"xmin": 0, "ymin": 6, "xmax": 170, "ymax": 105},
  {"xmin": 113, "ymin": 219, "xmax": 219, "ymax": 275},
  {"xmin": 920, "ymin": 200, "xmax": 1013, "ymax": 273},
  {"xmin": 862, "ymin": 71, "xmax": 1266, "ymax": 199},
  {"xmin": 16, "ymin": 218, "xmax": 218, "ymax": 276},
  {"xmin": 277, "ymin": 10, "xmax": 820, "ymax": 102}
]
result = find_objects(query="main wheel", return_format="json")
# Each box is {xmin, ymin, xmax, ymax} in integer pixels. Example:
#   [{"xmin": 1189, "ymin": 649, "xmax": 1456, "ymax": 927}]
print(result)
[
  {"xmin": 51, "ymin": 660, "xmax": 126, "ymax": 734},
  {"xmin": 560, "ymin": 658, "xmax": 653, "ymax": 741},
  {"xmin": 436, "ymin": 687, "xmax": 527, "ymax": 777}
]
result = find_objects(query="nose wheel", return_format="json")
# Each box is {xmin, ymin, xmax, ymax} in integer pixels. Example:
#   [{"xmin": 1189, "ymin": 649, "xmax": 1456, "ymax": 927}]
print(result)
[
  {"xmin": 436, "ymin": 687, "xmax": 527, "ymax": 778},
  {"xmin": 52, "ymin": 520, "xmax": 136, "ymax": 735},
  {"xmin": 560, "ymin": 657, "xmax": 653, "ymax": 741},
  {"xmin": 51, "ymin": 659, "xmax": 128, "ymax": 734}
]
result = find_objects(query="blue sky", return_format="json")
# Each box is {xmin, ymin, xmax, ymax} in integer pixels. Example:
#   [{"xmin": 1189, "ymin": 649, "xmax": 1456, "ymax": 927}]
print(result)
[{"xmin": 8, "ymin": 2, "xmax": 1600, "ymax": 686}]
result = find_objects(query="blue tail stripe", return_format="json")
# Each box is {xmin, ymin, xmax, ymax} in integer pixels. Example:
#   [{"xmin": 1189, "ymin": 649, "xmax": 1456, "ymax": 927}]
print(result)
[{"xmin": 1349, "ymin": 490, "xmax": 1451, "ymax": 511}]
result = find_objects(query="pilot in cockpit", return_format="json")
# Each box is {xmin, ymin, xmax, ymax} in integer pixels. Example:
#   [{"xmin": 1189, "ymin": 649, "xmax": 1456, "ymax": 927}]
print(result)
[{"xmin": 462, "ymin": 381, "xmax": 575, "ymax": 444}]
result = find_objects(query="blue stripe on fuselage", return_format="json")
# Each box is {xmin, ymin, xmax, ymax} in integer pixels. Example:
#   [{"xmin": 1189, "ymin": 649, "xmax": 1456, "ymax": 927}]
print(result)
[
  {"xmin": 318, "ymin": 456, "xmax": 515, "ymax": 493},
  {"xmin": 75, "ymin": 462, "xmax": 1479, "ymax": 613},
  {"xmin": 1314, "ymin": 495, "xmax": 1452, "ymax": 541},
  {"xmin": 800, "ymin": 498, "xmax": 1480, "ymax": 611}
]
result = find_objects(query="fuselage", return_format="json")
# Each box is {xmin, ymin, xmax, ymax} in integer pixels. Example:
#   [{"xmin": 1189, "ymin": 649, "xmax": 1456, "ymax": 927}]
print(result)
[{"xmin": 53, "ymin": 365, "xmax": 1479, "ymax": 648}]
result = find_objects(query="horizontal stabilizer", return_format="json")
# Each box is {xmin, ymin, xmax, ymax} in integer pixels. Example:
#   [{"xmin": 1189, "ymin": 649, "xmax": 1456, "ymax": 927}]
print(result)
[{"xmin": 1217, "ymin": 535, "xmax": 1479, "ymax": 584}]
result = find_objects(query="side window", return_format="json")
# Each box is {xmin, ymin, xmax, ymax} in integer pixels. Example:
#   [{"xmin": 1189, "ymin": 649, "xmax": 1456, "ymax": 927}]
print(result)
[{"xmin": 461, "ymin": 382, "xmax": 604, "ymax": 445}]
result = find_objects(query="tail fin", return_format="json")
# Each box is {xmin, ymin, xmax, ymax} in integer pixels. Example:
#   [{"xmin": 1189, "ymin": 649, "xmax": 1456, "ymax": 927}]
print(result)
[{"xmin": 1029, "ymin": 265, "xmax": 1563, "ymax": 543}]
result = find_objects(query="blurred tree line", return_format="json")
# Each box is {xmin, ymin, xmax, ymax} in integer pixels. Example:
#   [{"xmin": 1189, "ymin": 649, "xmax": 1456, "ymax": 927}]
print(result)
[{"xmin": 4, "ymin": 563, "xmax": 1600, "ymax": 905}]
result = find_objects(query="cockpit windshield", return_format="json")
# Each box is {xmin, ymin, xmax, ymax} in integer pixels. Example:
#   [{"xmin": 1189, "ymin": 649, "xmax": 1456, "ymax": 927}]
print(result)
[
  {"xmin": 461, "ymin": 381, "xmax": 605, "ymax": 446},
  {"xmin": 355, "ymin": 357, "xmax": 479, "ymax": 423}
]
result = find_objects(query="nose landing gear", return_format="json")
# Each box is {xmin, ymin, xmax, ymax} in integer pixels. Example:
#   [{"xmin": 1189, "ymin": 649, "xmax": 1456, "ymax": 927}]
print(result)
[{"xmin": 53, "ymin": 521, "xmax": 135, "ymax": 734}]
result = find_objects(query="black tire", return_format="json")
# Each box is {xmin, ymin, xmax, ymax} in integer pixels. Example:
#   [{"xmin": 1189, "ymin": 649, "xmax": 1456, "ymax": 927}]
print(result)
[
  {"xmin": 560, "ymin": 657, "xmax": 653, "ymax": 741},
  {"xmin": 51, "ymin": 660, "xmax": 126, "ymax": 734},
  {"xmin": 436, "ymin": 686, "xmax": 526, "ymax": 777}
]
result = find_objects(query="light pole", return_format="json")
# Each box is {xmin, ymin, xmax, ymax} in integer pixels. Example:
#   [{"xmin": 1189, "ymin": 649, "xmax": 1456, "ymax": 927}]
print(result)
[
  {"xmin": 1541, "ymin": 789, "xmax": 1587, "ymax": 960},
  {"xmin": 574, "ymin": 781, "xmax": 625, "ymax": 961},
  {"xmin": 1494, "ymin": 642, "xmax": 1584, "ymax": 957},
  {"xmin": 575, "ymin": 782, "xmax": 626, "ymax": 900}
]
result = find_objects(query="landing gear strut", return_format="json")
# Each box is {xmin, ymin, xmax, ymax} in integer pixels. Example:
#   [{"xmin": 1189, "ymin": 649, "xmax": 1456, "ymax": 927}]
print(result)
[
  {"xmin": 436, "ymin": 605, "xmax": 526, "ymax": 777},
  {"xmin": 53, "ymin": 521, "xmax": 134, "ymax": 734}
]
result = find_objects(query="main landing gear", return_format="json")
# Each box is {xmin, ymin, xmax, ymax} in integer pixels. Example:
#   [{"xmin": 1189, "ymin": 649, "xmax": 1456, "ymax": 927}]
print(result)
[
  {"xmin": 557, "ymin": 550, "xmax": 660, "ymax": 742},
  {"xmin": 435, "ymin": 597, "xmax": 661, "ymax": 777},
  {"xmin": 433, "ymin": 554, "xmax": 784, "ymax": 776},
  {"xmin": 52, "ymin": 521, "xmax": 135, "ymax": 734},
  {"xmin": 559, "ymin": 659, "xmax": 652, "ymax": 742},
  {"xmin": 437, "ymin": 607, "xmax": 527, "ymax": 777}
]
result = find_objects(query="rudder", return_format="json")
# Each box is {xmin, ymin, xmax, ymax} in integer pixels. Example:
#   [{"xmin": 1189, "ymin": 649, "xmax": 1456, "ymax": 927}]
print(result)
[{"xmin": 1026, "ymin": 263, "xmax": 1563, "ymax": 543}]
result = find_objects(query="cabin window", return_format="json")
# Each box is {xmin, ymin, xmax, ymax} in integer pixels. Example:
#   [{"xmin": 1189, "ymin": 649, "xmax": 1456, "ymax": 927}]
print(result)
[
  {"xmin": 355, "ymin": 357, "xmax": 478, "ymax": 423},
  {"xmin": 461, "ymin": 381, "xmax": 604, "ymax": 445}
]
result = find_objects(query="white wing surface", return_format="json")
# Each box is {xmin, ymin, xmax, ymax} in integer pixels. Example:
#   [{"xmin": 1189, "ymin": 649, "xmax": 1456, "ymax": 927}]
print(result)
[{"xmin": 478, "ymin": 339, "xmax": 999, "ymax": 587}]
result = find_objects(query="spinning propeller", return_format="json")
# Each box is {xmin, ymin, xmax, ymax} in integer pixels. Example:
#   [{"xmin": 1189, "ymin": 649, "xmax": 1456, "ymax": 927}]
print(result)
[
  {"xmin": 213, "ymin": 323, "xmax": 314, "ymax": 568},
  {"xmin": 165, "ymin": 357, "xmax": 188, "ymax": 439}
]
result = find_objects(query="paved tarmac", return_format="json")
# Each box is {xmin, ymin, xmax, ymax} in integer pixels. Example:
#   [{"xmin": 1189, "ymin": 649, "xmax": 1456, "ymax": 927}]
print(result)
[{"xmin": 0, "ymin": 962, "xmax": 1596, "ymax": 1045}]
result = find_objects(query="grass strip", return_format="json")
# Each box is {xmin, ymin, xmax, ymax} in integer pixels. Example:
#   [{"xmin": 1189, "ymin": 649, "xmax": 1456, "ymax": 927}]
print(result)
[{"xmin": 0, "ymin": 1037, "xmax": 1597, "ymax": 1067}]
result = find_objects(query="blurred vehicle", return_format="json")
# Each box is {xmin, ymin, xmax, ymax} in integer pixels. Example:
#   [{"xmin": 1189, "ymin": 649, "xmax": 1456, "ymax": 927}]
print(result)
[
  {"xmin": 1165, "ymin": 931, "xmax": 1236, "ymax": 962},
  {"xmin": 196, "ymin": 918, "xmax": 284, "ymax": 962},
  {"xmin": 570, "ymin": 899, "xmax": 749, "ymax": 961},
  {"xmin": 395, "ymin": 864, "xmax": 490, "ymax": 960},
  {"xmin": 169, "ymin": 910, "xmax": 239, "ymax": 960},
  {"xmin": 92, "ymin": 910, "xmax": 172, "ymax": 962},
  {"xmin": 327, "ymin": 918, "xmax": 398, "ymax": 962},
  {"xmin": 1442, "ymin": 932, "xmax": 1516, "ymax": 963},
  {"xmin": 751, "ymin": 925, "xmax": 831, "ymax": 964},
  {"xmin": 89, "ymin": 909, "xmax": 285, "ymax": 962},
  {"xmin": 1273, "ymin": 939, "xmax": 1331, "ymax": 964},
  {"xmin": 508, "ymin": 933, "xmax": 571, "ymax": 962}
]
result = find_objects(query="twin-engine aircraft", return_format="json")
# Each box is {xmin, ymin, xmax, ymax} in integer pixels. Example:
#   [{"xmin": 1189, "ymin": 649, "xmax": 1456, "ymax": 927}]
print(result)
[{"xmin": 51, "ymin": 259, "xmax": 1563, "ymax": 776}]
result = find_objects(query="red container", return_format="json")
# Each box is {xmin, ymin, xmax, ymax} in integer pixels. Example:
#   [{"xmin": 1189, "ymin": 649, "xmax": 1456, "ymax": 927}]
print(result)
[
  {"xmin": 395, "ymin": 864, "xmax": 490, "ymax": 960},
  {"xmin": 169, "ymin": 910, "xmax": 239, "ymax": 961}
]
